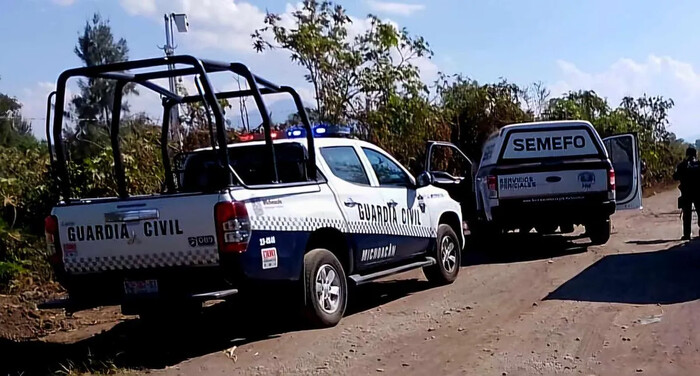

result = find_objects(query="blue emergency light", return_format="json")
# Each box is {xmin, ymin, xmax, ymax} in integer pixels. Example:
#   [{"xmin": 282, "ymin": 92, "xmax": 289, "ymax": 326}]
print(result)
[{"xmin": 286, "ymin": 124, "xmax": 352, "ymax": 139}]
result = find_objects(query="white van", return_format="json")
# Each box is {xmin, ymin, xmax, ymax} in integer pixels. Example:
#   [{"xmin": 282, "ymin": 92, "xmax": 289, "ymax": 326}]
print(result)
[{"xmin": 473, "ymin": 120, "xmax": 642, "ymax": 244}]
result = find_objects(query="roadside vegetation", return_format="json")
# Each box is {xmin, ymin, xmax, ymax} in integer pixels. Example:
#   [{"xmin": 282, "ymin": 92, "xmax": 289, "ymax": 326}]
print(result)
[{"xmin": 0, "ymin": 0, "xmax": 694, "ymax": 292}]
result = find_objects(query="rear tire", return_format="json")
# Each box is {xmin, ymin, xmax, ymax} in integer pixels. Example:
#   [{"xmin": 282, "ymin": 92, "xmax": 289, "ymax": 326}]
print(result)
[
  {"xmin": 535, "ymin": 224, "xmax": 558, "ymax": 234},
  {"xmin": 470, "ymin": 219, "xmax": 501, "ymax": 246},
  {"xmin": 302, "ymin": 249, "xmax": 347, "ymax": 328},
  {"xmin": 587, "ymin": 219, "xmax": 611, "ymax": 245},
  {"xmin": 560, "ymin": 223, "xmax": 575, "ymax": 234},
  {"xmin": 423, "ymin": 224, "xmax": 461, "ymax": 285}
]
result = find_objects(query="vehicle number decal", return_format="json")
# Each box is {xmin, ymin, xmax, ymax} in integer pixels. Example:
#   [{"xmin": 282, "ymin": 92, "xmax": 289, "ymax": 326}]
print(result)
[
  {"xmin": 260, "ymin": 236, "xmax": 276, "ymax": 246},
  {"xmin": 261, "ymin": 247, "xmax": 278, "ymax": 269},
  {"xmin": 188, "ymin": 235, "xmax": 215, "ymax": 247}
]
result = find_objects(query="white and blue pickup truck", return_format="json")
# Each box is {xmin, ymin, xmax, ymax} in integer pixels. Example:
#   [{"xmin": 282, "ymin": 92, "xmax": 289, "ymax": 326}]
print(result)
[{"xmin": 43, "ymin": 56, "xmax": 466, "ymax": 327}]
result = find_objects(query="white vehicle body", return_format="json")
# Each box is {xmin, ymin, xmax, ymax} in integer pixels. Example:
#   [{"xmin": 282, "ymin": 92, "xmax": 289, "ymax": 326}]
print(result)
[
  {"xmin": 473, "ymin": 120, "xmax": 642, "ymax": 238},
  {"xmin": 44, "ymin": 55, "xmax": 464, "ymax": 326},
  {"xmin": 49, "ymin": 137, "xmax": 463, "ymax": 308}
]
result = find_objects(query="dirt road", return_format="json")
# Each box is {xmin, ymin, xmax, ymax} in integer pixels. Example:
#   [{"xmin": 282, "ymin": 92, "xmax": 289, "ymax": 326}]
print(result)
[{"xmin": 3, "ymin": 189, "xmax": 700, "ymax": 375}]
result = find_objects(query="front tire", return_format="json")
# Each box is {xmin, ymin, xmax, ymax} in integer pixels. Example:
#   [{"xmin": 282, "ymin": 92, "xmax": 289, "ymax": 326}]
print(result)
[
  {"xmin": 587, "ymin": 219, "xmax": 611, "ymax": 245},
  {"xmin": 423, "ymin": 224, "xmax": 461, "ymax": 285},
  {"xmin": 302, "ymin": 249, "xmax": 347, "ymax": 328}
]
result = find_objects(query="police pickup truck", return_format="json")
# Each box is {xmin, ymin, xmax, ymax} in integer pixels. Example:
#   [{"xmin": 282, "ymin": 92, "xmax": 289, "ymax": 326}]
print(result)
[
  {"xmin": 44, "ymin": 56, "xmax": 464, "ymax": 327},
  {"xmin": 473, "ymin": 120, "xmax": 642, "ymax": 244}
]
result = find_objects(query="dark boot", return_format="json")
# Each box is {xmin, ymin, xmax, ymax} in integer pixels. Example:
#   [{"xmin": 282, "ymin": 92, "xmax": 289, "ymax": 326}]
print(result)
[{"xmin": 682, "ymin": 202, "xmax": 692, "ymax": 240}]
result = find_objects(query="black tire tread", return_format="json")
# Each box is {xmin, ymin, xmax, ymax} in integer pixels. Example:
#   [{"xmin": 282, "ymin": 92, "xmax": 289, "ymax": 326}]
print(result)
[
  {"xmin": 423, "ymin": 224, "xmax": 461, "ymax": 285},
  {"xmin": 588, "ymin": 219, "xmax": 611, "ymax": 245},
  {"xmin": 302, "ymin": 249, "xmax": 347, "ymax": 328}
]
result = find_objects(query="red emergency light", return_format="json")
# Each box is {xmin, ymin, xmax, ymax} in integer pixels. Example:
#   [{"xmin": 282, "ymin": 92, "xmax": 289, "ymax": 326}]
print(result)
[{"xmin": 237, "ymin": 130, "xmax": 282, "ymax": 142}]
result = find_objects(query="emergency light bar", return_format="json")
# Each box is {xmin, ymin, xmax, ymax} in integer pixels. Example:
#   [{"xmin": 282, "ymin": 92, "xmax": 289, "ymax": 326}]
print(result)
[
  {"xmin": 238, "ymin": 130, "xmax": 282, "ymax": 142},
  {"xmin": 286, "ymin": 124, "xmax": 352, "ymax": 139}
]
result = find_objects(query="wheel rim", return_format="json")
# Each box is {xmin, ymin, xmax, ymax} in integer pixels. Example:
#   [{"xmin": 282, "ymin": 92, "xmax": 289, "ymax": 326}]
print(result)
[
  {"xmin": 315, "ymin": 264, "xmax": 341, "ymax": 314},
  {"xmin": 440, "ymin": 236, "xmax": 457, "ymax": 273}
]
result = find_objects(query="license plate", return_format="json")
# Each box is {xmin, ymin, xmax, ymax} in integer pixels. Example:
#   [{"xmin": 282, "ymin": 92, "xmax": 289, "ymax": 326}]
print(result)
[{"xmin": 124, "ymin": 279, "xmax": 158, "ymax": 295}]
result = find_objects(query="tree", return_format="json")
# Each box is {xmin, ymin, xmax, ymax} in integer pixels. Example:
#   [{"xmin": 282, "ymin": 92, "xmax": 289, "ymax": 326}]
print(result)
[
  {"xmin": 365, "ymin": 93, "xmax": 449, "ymax": 170},
  {"xmin": 619, "ymin": 95, "xmax": 674, "ymax": 143},
  {"xmin": 543, "ymin": 90, "xmax": 631, "ymax": 137},
  {"xmin": 180, "ymin": 97, "xmax": 234, "ymax": 151},
  {"xmin": 545, "ymin": 90, "xmax": 683, "ymax": 184},
  {"xmin": 545, "ymin": 90, "xmax": 610, "ymax": 125},
  {"xmin": 69, "ymin": 13, "xmax": 137, "ymax": 159},
  {"xmin": 253, "ymin": 0, "xmax": 353, "ymax": 123},
  {"xmin": 252, "ymin": 0, "xmax": 431, "ymax": 125},
  {"xmin": 618, "ymin": 95, "xmax": 680, "ymax": 182},
  {"xmin": 0, "ymin": 83, "xmax": 36, "ymax": 149},
  {"xmin": 521, "ymin": 81, "xmax": 550, "ymax": 120},
  {"xmin": 436, "ymin": 75, "xmax": 532, "ymax": 162}
]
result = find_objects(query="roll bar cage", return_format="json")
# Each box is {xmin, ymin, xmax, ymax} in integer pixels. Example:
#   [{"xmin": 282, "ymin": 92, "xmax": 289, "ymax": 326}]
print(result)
[{"xmin": 45, "ymin": 55, "xmax": 316, "ymax": 201}]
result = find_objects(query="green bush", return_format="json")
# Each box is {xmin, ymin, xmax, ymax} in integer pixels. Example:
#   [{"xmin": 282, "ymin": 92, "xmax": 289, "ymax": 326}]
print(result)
[
  {"xmin": 0, "ymin": 149, "xmax": 54, "ymax": 291},
  {"xmin": 0, "ymin": 119, "xmax": 165, "ymax": 291}
]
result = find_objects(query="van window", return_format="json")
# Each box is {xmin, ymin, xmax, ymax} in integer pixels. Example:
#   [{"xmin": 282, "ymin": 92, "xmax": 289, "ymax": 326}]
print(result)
[
  {"xmin": 501, "ymin": 128, "xmax": 600, "ymax": 161},
  {"xmin": 480, "ymin": 138, "xmax": 498, "ymax": 166}
]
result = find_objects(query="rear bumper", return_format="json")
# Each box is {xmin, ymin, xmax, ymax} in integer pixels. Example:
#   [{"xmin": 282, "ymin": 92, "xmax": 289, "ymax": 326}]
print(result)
[
  {"xmin": 54, "ymin": 253, "xmax": 252, "ymax": 307},
  {"xmin": 491, "ymin": 192, "xmax": 615, "ymax": 227},
  {"xmin": 57, "ymin": 265, "xmax": 235, "ymax": 306}
]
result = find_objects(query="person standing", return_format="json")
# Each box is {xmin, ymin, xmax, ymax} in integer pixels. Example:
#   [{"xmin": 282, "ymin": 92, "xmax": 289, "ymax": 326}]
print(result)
[{"xmin": 673, "ymin": 146, "xmax": 700, "ymax": 240}]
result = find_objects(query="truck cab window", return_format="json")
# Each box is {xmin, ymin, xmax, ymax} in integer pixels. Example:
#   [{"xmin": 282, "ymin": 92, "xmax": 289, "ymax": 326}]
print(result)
[
  {"xmin": 320, "ymin": 146, "xmax": 370, "ymax": 185},
  {"xmin": 362, "ymin": 148, "xmax": 411, "ymax": 187},
  {"xmin": 179, "ymin": 142, "xmax": 310, "ymax": 192}
]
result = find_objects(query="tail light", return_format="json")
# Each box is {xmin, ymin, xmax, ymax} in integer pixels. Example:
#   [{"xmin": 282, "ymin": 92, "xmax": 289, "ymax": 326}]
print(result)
[
  {"xmin": 608, "ymin": 169, "xmax": 616, "ymax": 192},
  {"xmin": 607, "ymin": 168, "xmax": 616, "ymax": 200},
  {"xmin": 44, "ymin": 215, "xmax": 62, "ymax": 267},
  {"xmin": 215, "ymin": 201, "xmax": 250, "ymax": 253},
  {"xmin": 487, "ymin": 175, "xmax": 498, "ymax": 199}
]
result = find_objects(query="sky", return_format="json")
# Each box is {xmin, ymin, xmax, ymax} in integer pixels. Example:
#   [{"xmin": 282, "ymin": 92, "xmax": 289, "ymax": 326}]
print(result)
[{"xmin": 1, "ymin": 0, "xmax": 699, "ymax": 141}]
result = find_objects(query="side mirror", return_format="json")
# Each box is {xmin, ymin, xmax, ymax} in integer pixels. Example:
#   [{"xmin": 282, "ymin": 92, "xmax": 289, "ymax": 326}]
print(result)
[{"xmin": 416, "ymin": 171, "xmax": 434, "ymax": 188}]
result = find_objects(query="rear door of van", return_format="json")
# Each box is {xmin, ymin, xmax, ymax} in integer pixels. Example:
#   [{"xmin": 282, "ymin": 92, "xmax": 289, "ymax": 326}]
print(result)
[
  {"xmin": 602, "ymin": 134, "xmax": 643, "ymax": 210},
  {"xmin": 495, "ymin": 124, "xmax": 611, "ymax": 202}
]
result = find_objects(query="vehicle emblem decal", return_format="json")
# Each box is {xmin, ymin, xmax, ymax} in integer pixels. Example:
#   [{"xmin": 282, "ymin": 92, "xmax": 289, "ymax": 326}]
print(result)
[{"xmin": 578, "ymin": 172, "xmax": 596, "ymax": 189}]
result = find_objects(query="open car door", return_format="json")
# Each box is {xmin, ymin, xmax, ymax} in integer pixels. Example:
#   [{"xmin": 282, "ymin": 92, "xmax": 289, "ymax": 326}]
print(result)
[
  {"xmin": 424, "ymin": 141, "xmax": 475, "ymax": 220},
  {"xmin": 603, "ymin": 134, "xmax": 642, "ymax": 210}
]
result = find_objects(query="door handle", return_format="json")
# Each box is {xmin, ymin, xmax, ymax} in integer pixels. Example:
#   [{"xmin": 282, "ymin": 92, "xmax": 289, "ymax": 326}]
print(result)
[
  {"xmin": 105, "ymin": 209, "xmax": 160, "ymax": 223},
  {"xmin": 343, "ymin": 198, "xmax": 358, "ymax": 207},
  {"xmin": 387, "ymin": 200, "xmax": 398, "ymax": 208}
]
